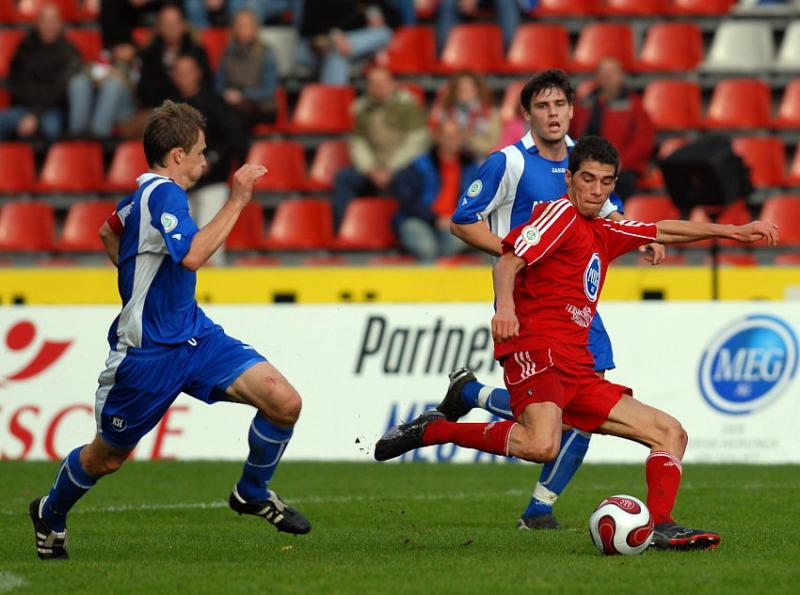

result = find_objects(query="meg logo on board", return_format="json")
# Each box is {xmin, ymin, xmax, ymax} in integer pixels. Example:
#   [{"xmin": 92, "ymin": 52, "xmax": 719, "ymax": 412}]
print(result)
[{"xmin": 698, "ymin": 315, "xmax": 798, "ymax": 415}]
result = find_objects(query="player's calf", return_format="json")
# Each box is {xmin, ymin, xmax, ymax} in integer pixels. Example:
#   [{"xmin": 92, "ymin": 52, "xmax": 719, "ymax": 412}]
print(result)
[{"xmin": 509, "ymin": 426, "xmax": 560, "ymax": 463}]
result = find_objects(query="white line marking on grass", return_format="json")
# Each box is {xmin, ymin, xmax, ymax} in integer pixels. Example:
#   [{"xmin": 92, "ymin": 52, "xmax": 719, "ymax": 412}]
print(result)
[
  {"xmin": 0, "ymin": 490, "xmax": 527, "ymax": 516},
  {"xmin": 0, "ymin": 572, "xmax": 26, "ymax": 593}
]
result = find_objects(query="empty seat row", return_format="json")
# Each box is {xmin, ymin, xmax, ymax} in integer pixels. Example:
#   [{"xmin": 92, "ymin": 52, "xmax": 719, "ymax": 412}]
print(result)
[
  {"xmin": 0, "ymin": 139, "xmax": 352, "ymax": 194},
  {"xmin": 532, "ymin": 0, "xmax": 737, "ymax": 17},
  {"xmin": 0, "ymin": 0, "xmax": 96, "ymax": 23},
  {"xmin": 0, "ymin": 196, "xmax": 401, "ymax": 253}
]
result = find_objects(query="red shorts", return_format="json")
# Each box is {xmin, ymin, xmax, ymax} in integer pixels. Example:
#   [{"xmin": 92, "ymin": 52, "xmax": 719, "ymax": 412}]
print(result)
[{"xmin": 502, "ymin": 349, "xmax": 632, "ymax": 432}]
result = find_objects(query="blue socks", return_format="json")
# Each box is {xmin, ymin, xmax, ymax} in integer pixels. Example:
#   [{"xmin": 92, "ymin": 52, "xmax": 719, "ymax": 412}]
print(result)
[
  {"xmin": 460, "ymin": 379, "xmax": 592, "ymax": 518},
  {"xmin": 236, "ymin": 415, "xmax": 293, "ymax": 502},
  {"xmin": 42, "ymin": 446, "xmax": 97, "ymax": 532},
  {"xmin": 522, "ymin": 429, "xmax": 591, "ymax": 518},
  {"xmin": 461, "ymin": 380, "xmax": 513, "ymax": 419}
]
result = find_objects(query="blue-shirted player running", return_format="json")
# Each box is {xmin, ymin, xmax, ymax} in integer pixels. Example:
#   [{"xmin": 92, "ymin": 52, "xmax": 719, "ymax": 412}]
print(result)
[
  {"xmin": 437, "ymin": 70, "xmax": 664, "ymax": 530},
  {"xmin": 29, "ymin": 101, "xmax": 311, "ymax": 560}
]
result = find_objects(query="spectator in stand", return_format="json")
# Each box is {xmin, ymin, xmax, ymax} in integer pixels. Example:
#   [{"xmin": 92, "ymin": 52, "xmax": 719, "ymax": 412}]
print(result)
[
  {"xmin": 436, "ymin": 0, "xmax": 533, "ymax": 52},
  {"xmin": 430, "ymin": 71, "xmax": 500, "ymax": 159},
  {"xmin": 184, "ymin": 0, "xmax": 299, "ymax": 28},
  {"xmin": 0, "ymin": 3, "xmax": 84, "ymax": 141},
  {"xmin": 171, "ymin": 53, "xmax": 247, "ymax": 265},
  {"xmin": 69, "ymin": 43, "xmax": 140, "ymax": 139},
  {"xmin": 216, "ymin": 8, "xmax": 280, "ymax": 129},
  {"xmin": 100, "ymin": 0, "xmax": 166, "ymax": 50},
  {"xmin": 332, "ymin": 65, "xmax": 429, "ymax": 225},
  {"xmin": 393, "ymin": 118, "xmax": 478, "ymax": 262},
  {"xmin": 296, "ymin": 0, "xmax": 401, "ymax": 85},
  {"xmin": 569, "ymin": 57, "xmax": 655, "ymax": 200},
  {"xmin": 121, "ymin": 3, "xmax": 212, "ymax": 136}
]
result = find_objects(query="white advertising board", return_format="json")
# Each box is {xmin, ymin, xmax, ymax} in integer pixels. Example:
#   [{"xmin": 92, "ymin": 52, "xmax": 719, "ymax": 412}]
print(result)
[{"xmin": 1, "ymin": 303, "xmax": 798, "ymax": 463}]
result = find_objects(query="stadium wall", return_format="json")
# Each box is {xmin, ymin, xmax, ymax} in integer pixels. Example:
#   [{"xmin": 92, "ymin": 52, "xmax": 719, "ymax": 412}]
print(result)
[
  {"xmin": 1, "ymin": 303, "xmax": 798, "ymax": 463},
  {"xmin": 1, "ymin": 266, "xmax": 800, "ymax": 304}
]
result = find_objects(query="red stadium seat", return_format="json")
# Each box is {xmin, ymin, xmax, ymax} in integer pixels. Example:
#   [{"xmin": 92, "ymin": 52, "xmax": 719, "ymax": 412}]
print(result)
[
  {"xmin": 263, "ymin": 199, "xmax": 334, "ymax": 250},
  {"xmin": 252, "ymin": 87, "xmax": 289, "ymax": 135},
  {"xmin": 571, "ymin": 24, "xmax": 635, "ymax": 72},
  {"xmin": 710, "ymin": 253, "xmax": 758, "ymax": 266},
  {"xmin": 642, "ymin": 80, "xmax": 702, "ymax": 131},
  {"xmin": 332, "ymin": 197, "xmax": 398, "ymax": 250},
  {"xmin": 773, "ymin": 79, "xmax": 800, "ymax": 129},
  {"xmin": 385, "ymin": 26, "xmax": 436, "ymax": 75},
  {"xmin": 0, "ymin": 201, "xmax": 55, "ymax": 252},
  {"xmin": 105, "ymin": 140, "xmax": 148, "ymax": 193},
  {"xmin": 226, "ymin": 202, "xmax": 267, "ymax": 250},
  {"xmin": 0, "ymin": 143, "xmax": 36, "ymax": 193},
  {"xmin": 56, "ymin": 199, "xmax": 117, "ymax": 252},
  {"xmin": 247, "ymin": 140, "xmax": 307, "ymax": 192},
  {"xmin": 637, "ymin": 23, "xmax": 703, "ymax": 73},
  {"xmin": 670, "ymin": 0, "xmax": 736, "ymax": 16},
  {"xmin": 37, "ymin": 141, "xmax": 104, "ymax": 193},
  {"xmin": 532, "ymin": 0, "xmax": 602, "ymax": 17},
  {"xmin": 0, "ymin": 28, "xmax": 23, "ymax": 78},
  {"xmin": 603, "ymin": 0, "xmax": 669, "ymax": 16},
  {"xmin": 623, "ymin": 195, "xmax": 679, "ymax": 223},
  {"xmin": 200, "ymin": 27, "xmax": 228, "ymax": 72},
  {"xmin": 773, "ymin": 253, "xmax": 800, "ymax": 265},
  {"xmin": 704, "ymin": 79, "xmax": 772, "ymax": 130},
  {"xmin": 504, "ymin": 24, "xmax": 570, "ymax": 73},
  {"xmin": 786, "ymin": 147, "xmax": 800, "ymax": 186},
  {"xmin": 0, "ymin": 89, "xmax": 9, "ymax": 108},
  {"xmin": 65, "ymin": 27, "xmax": 101, "ymax": 62},
  {"xmin": 732, "ymin": 137, "xmax": 786, "ymax": 188},
  {"xmin": 288, "ymin": 85, "xmax": 354, "ymax": 134},
  {"xmin": 759, "ymin": 195, "xmax": 800, "ymax": 246},
  {"xmin": 438, "ymin": 24, "xmax": 504, "ymax": 74},
  {"xmin": 306, "ymin": 140, "xmax": 351, "ymax": 191}
]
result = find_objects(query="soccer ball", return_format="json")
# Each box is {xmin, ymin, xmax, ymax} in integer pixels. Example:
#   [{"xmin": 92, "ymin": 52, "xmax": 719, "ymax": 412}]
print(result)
[{"xmin": 589, "ymin": 494, "xmax": 654, "ymax": 556}]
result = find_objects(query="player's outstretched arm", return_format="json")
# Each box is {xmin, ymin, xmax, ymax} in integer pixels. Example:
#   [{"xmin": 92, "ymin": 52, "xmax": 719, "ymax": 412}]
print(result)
[
  {"xmin": 182, "ymin": 164, "xmax": 267, "ymax": 271},
  {"xmin": 608, "ymin": 210, "xmax": 666, "ymax": 265},
  {"xmin": 655, "ymin": 219, "xmax": 779, "ymax": 246},
  {"xmin": 491, "ymin": 252, "xmax": 525, "ymax": 343},
  {"xmin": 450, "ymin": 220, "xmax": 503, "ymax": 257}
]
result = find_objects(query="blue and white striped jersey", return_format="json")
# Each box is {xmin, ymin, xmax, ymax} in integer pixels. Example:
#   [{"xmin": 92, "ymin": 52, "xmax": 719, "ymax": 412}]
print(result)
[
  {"xmin": 107, "ymin": 173, "xmax": 211, "ymax": 349},
  {"xmin": 451, "ymin": 132, "xmax": 623, "ymax": 239}
]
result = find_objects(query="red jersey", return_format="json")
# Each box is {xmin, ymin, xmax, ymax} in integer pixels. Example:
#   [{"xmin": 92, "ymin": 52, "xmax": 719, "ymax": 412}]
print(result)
[{"xmin": 495, "ymin": 196, "xmax": 657, "ymax": 367}]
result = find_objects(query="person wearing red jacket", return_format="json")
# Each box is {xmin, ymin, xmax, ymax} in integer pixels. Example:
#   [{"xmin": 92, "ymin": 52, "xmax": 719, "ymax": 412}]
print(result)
[{"xmin": 570, "ymin": 58, "xmax": 655, "ymax": 200}]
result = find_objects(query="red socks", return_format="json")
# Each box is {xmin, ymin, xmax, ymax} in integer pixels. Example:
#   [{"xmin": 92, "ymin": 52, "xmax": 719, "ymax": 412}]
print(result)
[
  {"xmin": 423, "ymin": 420, "xmax": 517, "ymax": 457},
  {"xmin": 646, "ymin": 450, "xmax": 683, "ymax": 524}
]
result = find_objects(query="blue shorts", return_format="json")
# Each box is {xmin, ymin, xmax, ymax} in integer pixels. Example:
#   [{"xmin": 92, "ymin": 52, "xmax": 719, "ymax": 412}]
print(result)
[
  {"xmin": 94, "ymin": 325, "xmax": 266, "ymax": 448},
  {"xmin": 588, "ymin": 311, "xmax": 615, "ymax": 372}
]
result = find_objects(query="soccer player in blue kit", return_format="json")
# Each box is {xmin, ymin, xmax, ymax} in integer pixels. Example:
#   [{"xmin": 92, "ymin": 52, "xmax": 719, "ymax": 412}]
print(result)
[
  {"xmin": 436, "ymin": 70, "xmax": 665, "ymax": 530},
  {"xmin": 29, "ymin": 101, "xmax": 311, "ymax": 560}
]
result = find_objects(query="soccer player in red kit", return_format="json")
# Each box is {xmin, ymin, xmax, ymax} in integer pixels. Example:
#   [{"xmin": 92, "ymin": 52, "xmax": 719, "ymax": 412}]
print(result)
[{"xmin": 375, "ymin": 135, "xmax": 779, "ymax": 551}]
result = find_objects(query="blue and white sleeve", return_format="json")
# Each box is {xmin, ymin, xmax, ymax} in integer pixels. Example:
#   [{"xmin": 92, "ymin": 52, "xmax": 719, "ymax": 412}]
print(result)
[
  {"xmin": 599, "ymin": 191, "xmax": 625, "ymax": 218},
  {"xmin": 451, "ymin": 152, "xmax": 510, "ymax": 225},
  {"xmin": 149, "ymin": 184, "xmax": 199, "ymax": 263}
]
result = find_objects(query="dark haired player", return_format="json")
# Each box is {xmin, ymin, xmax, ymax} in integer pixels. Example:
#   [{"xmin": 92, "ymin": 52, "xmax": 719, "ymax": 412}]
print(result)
[
  {"xmin": 376, "ymin": 135, "xmax": 778, "ymax": 550},
  {"xmin": 29, "ymin": 100, "xmax": 311, "ymax": 560},
  {"xmin": 439, "ymin": 69, "xmax": 664, "ymax": 530}
]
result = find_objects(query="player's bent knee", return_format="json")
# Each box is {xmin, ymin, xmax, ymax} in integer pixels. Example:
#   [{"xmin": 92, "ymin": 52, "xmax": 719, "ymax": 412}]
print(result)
[
  {"xmin": 273, "ymin": 393, "xmax": 302, "ymax": 426},
  {"xmin": 658, "ymin": 416, "xmax": 688, "ymax": 453},
  {"xmin": 514, "ymin": 435, "xmax": 559, "ymax": 463}
]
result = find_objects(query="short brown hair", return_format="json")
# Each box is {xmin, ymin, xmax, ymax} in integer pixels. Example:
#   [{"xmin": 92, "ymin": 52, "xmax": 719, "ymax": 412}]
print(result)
[
  {"xmin": 520, "ymin": 69, "xmax": 575, "ymax": 113},
  {"xmin": 143, "ymin": 100, "xmax": 205, "ymax": 168}
]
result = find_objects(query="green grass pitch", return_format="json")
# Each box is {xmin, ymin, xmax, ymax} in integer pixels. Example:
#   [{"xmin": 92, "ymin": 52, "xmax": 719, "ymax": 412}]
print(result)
[{"xmin": 1, "ymin": 462, "xmax": 798, "ymax": 594}]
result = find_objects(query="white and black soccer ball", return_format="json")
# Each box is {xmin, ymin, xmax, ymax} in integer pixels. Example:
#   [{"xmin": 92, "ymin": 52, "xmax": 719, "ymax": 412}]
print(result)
[{"xmin": 589, "ymin": 494, "xmax": 654, "ymax": 556}]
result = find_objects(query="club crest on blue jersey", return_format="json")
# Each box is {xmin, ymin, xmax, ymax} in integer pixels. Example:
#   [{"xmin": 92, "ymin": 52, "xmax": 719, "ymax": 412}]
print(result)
[
  {"xmin": 698, "ymin": 314, "xmax": 798, "ymax": 415},
  {"xmin": 467, "ymin": 180, "xmax": 482, "ymax": 197},
  {"xmin": 583, "ymin": 253, "xmax": 601, "ymax": 302},
  {"xmin": 161, "ymin": 212, "xmax": 178, "ymax": 232}
]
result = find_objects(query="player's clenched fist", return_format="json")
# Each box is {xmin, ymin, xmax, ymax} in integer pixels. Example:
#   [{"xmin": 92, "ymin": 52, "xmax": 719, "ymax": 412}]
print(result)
[
  {"xmin": 731, "ymin": 221, "xmax": 779, "ymax": 246},
  {"xmin": 492, "ymin": 309, "xmax": 519, "ymax": 343},
  {"xmin": 231, "ymin": 164, "xmax": 268, "ymax": 204}
]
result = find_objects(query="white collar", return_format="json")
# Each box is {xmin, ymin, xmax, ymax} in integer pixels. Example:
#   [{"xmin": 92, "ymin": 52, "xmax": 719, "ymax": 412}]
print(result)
[
  {"xmin": 135, "ymin": 172, "xmax": 170, "ymax": 186},
  {"xmin": 520, "ymin": 131, "xmax": 575, "ymax": 152}
]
